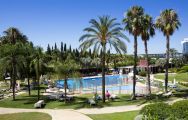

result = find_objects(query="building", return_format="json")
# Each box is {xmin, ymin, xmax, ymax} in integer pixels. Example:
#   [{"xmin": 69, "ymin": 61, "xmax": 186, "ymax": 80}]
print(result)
[
  {"xmin": 118, "ymin": 60, "xmax": 159, "ymax": 74},
  {"xmin": 182, "ymin": 38, "xmax": 188, "ymax": 55}
]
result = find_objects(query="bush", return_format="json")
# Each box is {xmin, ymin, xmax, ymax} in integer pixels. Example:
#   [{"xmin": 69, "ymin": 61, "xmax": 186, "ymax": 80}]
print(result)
[
  {"xmin": 178, "ymin": 65, "xmax": 188, "ymax": 73},
  {"xmin": 140, "ymin": 100, "xmax": 188, "ymax": 120},
  {"xmin": 140, "ymin": 103, "xmax": 171, "ymax": 120},
  {"xmin": 171, "ymin": 100, "xmax": 188, "ymax": 119},
  {"xmin": 138, "ymin": 71, "xmax": 146, "ymax": 77}
]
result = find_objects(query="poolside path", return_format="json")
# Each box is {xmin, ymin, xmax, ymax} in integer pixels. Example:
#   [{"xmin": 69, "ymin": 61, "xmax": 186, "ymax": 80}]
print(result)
[{"xmin": 0, "ymin": 98, "xmax": 185, "ymax": 120}]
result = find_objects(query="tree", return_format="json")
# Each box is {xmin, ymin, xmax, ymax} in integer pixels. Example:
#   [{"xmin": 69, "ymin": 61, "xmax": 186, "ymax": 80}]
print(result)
[
  {"xmin": 46, "ymin": 44, "xmax": 51, "ymax": 55},
  {"xmin": 123, "ymin": 6, "xmax": 144, "ymax": 100},
  {"xmin": 156, "ymin": 9, "xmax": 181, "ymax": 93},
  {"xmin": 55, "ymin": 54, "xmax": 80, "ymax": 103},
  {"xmin": 0, "ymin": 27, "xmax": 28, "ymax": 100},
  {"xmin": 140, "ymin": 14, "xmax": 155, "ymax": 95},
  {"xmin": 32, "ymin": 47, "xmax": 44, "ymax": 100},
  {"xmin": 79, "ymin": 16, "xmax": 129, "ymax": 102},
  {"xmin": 23, "ymin": 42, "xmax": 34, "ymax": 96},
  {"xmin": 169, "ymin": 48, "xmax": 178, "ymax": 58}
]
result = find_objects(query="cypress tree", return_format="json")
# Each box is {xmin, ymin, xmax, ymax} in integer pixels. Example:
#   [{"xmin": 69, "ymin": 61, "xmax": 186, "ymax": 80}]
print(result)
[{"xmin": 46, "ymin": 44, "xmax": 51, "ymax": 55}]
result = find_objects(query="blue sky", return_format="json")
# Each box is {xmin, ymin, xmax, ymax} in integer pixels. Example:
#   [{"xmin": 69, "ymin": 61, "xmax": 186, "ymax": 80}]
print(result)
[{"xmin": 0, "ymin": 0, "xmax": 187, "ymax": 54}]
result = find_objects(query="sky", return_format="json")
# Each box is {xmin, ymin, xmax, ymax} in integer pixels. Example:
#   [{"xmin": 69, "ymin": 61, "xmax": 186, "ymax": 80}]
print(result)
[{"xmin": 0, "ymin": 0, "xmax": 187, "ymax": 54}]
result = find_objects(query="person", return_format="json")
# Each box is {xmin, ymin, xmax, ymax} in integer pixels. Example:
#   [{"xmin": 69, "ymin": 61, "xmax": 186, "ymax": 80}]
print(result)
[{"xmin": 106, "ymin": 90, "xmax": 111, "ymax": 100}]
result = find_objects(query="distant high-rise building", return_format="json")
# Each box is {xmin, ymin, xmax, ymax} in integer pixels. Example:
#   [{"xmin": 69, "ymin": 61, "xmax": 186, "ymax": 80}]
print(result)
[{"xmin": 182, "ymin": 38, "xmax": 188, "ymax": 55}]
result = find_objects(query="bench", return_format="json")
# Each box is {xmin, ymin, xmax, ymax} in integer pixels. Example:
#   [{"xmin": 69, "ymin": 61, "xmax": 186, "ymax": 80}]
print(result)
[{"xmin": 34, "ymin": 100, "xmax": 45, "ymax": 108}]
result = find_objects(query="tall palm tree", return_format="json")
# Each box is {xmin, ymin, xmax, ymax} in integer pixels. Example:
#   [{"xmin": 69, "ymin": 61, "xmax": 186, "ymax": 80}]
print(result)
[
  {"xmin": 123, "ymin": 6, "xmax": 144, "ymax": 100},
  {"xmin": 32, "ymin": 47, "xmax": 44, "ymax": 100},
  {"xmin": 23, "ymin": 42, "xmax": 34, "ymax": 96},
  {"xmin": 140, "ymin": 14, "xmax": 155, "ymax": 95},
  {"xmin": 79, "ymin": 16, "xmax": 129, "ymax": 102},
  {"xmin": 156, "ymin": 9, "xmax": 181, "ymax": 93},
  {"xmin": 1, "ymin": 27, "xmax": 27, "ymax": 100}
]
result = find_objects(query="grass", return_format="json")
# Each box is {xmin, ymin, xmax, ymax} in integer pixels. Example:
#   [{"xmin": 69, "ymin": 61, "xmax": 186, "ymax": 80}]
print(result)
[
  {"xmin": 88, "ymin": 111, "xmax": 139, "ymax": 120},
  {"xmin": 0, "ymin": 90, "xmax": 147, "ymax": 109},
  {"xmin": 0, "ymin": 88, "xmax": 177, "ymax": 109},
  {"xmin": 154, "ymin": 73, "xmax": 188, "ymax": 82},
  {"xmin": 0, "ymin": 112, "xmax": 52, "ymax": 120}
]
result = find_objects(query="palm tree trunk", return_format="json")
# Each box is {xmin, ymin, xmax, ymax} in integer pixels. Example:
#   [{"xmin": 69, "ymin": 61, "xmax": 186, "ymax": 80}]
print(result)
[
  {"xmin": 144, "ymin": 40, "xmax": 151, "ymax": 95},
  {"xmin": 165, "ymin": 35, "xmax": 170, "ymax": 93},
  {"xmin": 12, "ymin": 55, "xmax": 16, "ymax": 101},
  {"xmin": 102, "ymin": 44, "xmax": 106, "ymax": 103},
  {"xmin": 27, "ymin": 72, "xmax": 31, "ymax": 96},
  {"xmin": 37, "ymin": 57, "xmax": 40, "ymax": 101},
  {"xmin": 64, "ymin": 77, "xmax": 67, "ymax": 103},
  {"xmin": 132, "ymin": 35, "xmax": 137, "ymax": 100}
]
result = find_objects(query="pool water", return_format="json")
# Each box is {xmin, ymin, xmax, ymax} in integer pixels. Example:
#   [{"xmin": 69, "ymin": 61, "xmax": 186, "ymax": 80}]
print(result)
[{"xmin": 56, "ymin": 74, "xmax": 133, "ymax": 91}]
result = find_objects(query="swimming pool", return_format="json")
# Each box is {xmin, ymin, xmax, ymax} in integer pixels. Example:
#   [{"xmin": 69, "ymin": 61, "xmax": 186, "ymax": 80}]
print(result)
[{"xmin": 55, "ymin": 74, "xmax": 134, "ymax": 91}]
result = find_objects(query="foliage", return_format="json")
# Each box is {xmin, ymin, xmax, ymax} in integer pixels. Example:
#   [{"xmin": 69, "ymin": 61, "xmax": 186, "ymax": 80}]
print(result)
[
  {"xmin": 138, "ymin": 71, "xmax": 146, "ymax": 77},
  {"xmin": 140, "ymin": 103, "xmax": 171, "ymax": 120},
  {"xmin": 170, "ymin": 100, "xmax": 188, "ymax": 119},
  {"xmin": 178, "ymin": 65, "xmax": 188, "ymax": 73}
]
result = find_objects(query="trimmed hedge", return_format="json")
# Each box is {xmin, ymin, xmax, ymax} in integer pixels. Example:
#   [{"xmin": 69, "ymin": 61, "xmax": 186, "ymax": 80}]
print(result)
[
  {"xmin": 140, "ymin": 100, "xmax": 188, "ymax": 120},
  {"xmin": 171, "ymin": 100, "xmax": 188, "ymax": 119},
  {"xmin": 140, "ymin": 103, "xmax": 171, "ymax": 120}
]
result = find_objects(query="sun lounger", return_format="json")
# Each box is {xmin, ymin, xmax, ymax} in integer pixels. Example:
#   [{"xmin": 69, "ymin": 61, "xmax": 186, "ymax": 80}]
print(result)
[
  {"xmin": 88, "ymin": 98, "xmax": 96, "ymax": 106},
  {"xmin": 46, "ymin": 88, "xmax": 59, "ymax": 93},
  {"xmin": 110, "ymin": 94, "xmax": 118, "ymax": 99},
  {"xmin": 59, "ymin": 95, "xmax": 74, "ymax": 101},
  {"xmin": 163, "ymin": 91, "xmax": 172, "ymax": 97},
  {"xmin": 34, "ymin": 100, "xmax": 45, "ymax": 108},
  {"xmin": 156, "ymin": 91, "xmax": 163, "ymax": 95},
  {"xmin": 0, "ymin": 94, "xmax": 4, "ymax": 99}
]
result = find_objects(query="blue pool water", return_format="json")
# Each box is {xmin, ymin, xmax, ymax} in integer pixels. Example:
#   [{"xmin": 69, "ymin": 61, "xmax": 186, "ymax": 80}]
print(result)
[{"xmin": 56, "ymin": 75, "xmax": 133, "ymax": 91}]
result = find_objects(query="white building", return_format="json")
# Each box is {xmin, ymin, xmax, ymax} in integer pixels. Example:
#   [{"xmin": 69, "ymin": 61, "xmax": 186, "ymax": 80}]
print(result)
[{"xmin": 181, "ymin": 38, "xmax": 188, "ymax": 55}]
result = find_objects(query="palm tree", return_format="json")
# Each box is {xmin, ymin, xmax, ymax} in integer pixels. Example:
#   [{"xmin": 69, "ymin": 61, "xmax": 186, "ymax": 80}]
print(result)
[
  {"xmin": 79, "ymin": 16, "xmax": 129, "ymax": 102},
  {"xmin": 123, "ymin": 6, "xmax": 144, "ymax": 100},
  {"xmin": 156, "ymin": 9, "xmax": 181, "ymax": 93},
  {"xmin": 32, "ymin": 47, "xmax": 44, "ymax": 100},
  {"xmin": 55, "ymin": 54, "xmax": 80, "ymax": 103},
  {"xmin": 23, "ymin": 42, "xmax": 34, "ymax": 96},
  {"xmin": 140, "ymin": 14, "xmax": 155, "ymax": 95},
  {"xmin": 0, "ymin": 27, "xmax": 27, "ymax": 100}
]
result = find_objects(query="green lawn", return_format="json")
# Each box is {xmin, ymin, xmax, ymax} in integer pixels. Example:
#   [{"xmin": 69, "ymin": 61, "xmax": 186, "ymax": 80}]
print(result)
[
  {"xmin": 0, "ymin": 112, "xmax": 52, "ymax": 120},
  {"xmin": 88, "ymin": 111, "xmax": 139, "ymax": 120},
  {"xmin": 154, "ymin": 73, "xmax": 188, "ymax": 82},
  {"xmin": 0, "ymin": 90, "xmax": 147, "ymax": 109}
]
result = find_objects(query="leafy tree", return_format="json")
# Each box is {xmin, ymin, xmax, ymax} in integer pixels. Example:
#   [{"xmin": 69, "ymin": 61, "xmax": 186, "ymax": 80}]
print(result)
[
  {"xmin": 55, "ymin": 54, "xmax": 80, "ymax": 103},
  {"xmin": 156, "ymin": 9, "xmax": 181, "ymax": 93},
  {"xmin": 79, "ymin": 16, "xmax": 129, "ymax": 102},
  {"xmin": 123, "ymin": 6, "xmax": 144, "ymax": 99}
]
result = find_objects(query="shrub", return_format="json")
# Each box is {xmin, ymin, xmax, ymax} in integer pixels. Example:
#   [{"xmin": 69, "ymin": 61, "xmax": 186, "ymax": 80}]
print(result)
[
  {"xmin": 140, "ymin": 103, "xmax": 171, "ymax": 120},
  {"xmin": 171, "ymin": 100, "xmax": 188, "ymax": 119},
  {"xmin": 138, "ymin": 71, "xmax": 146, "ymax": 77}
]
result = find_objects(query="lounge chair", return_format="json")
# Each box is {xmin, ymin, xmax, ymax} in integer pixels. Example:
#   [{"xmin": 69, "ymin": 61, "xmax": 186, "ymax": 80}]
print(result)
[
  {"xmin": 59, "ymin": 95, "xmax": 74, "ymax": 101},
  {"xmin": 162, "ymin": 91, "xmax": 172, "ymax": 97},
  {"xmin": 0, "ymin": 94, "xmax": 4, "ymax": 99},
  {"xmin": 88, "ymin": 98, "xmax": 96, "ymax": 106},
  {"xmin": 110, "ymin": 94, "xmax": 118, "ymax": 100}
]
